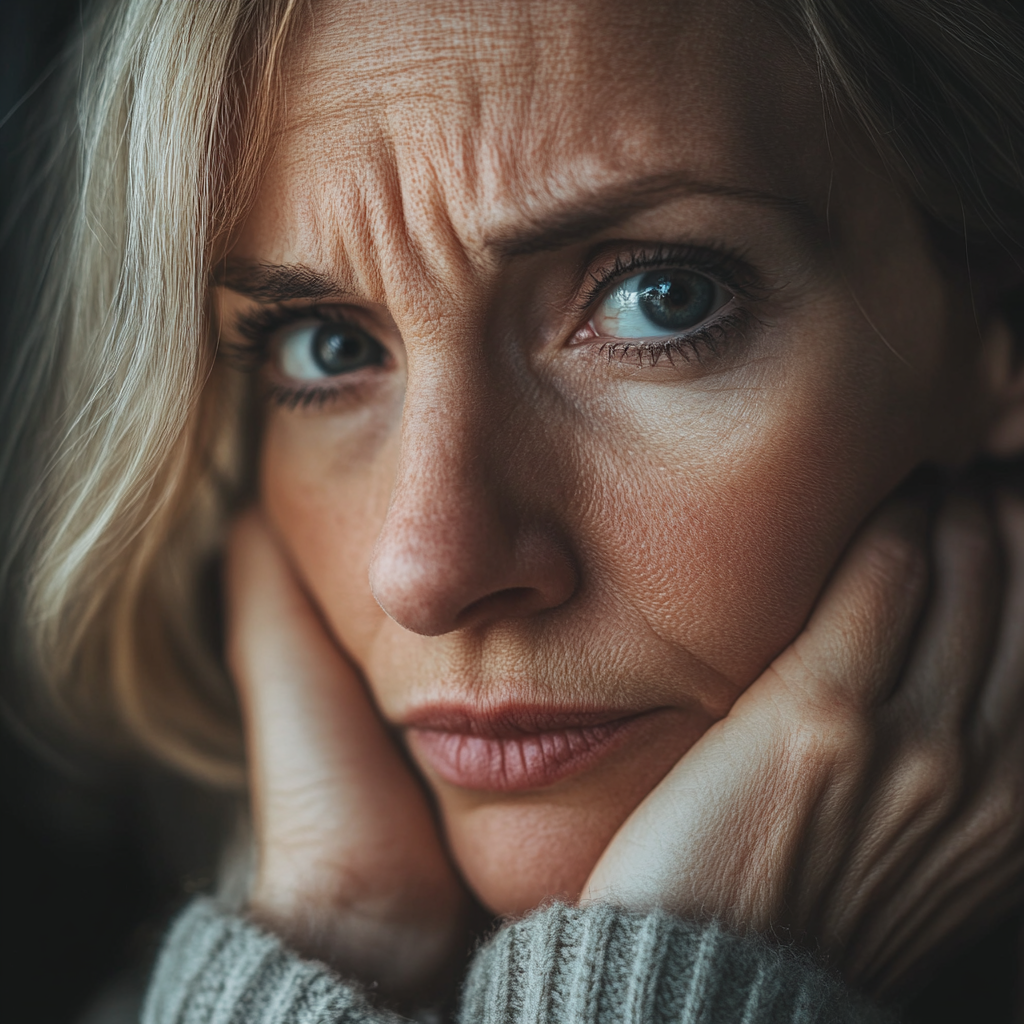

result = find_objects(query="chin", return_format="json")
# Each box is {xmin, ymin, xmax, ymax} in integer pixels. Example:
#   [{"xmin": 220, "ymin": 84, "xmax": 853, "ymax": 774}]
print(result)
[
  {"xmin": 450, "ymin": 797, "xmax": 637, "ymax": 914},
  {"xmin": 425, "ymin": 711, "xmax": 708, "ymax": 915}
]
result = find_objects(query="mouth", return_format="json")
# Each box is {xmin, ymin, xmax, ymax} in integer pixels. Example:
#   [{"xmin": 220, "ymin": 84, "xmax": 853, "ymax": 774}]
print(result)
[{"xmin": 402, "ymin": 704, "xmax": 662, "ymax": 792}]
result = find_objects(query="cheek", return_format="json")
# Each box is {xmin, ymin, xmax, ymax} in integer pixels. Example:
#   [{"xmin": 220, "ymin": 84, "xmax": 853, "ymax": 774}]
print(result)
[
  {"xmin": 259, "ymin": 411, "xmax": 397, "ymax": 651},
  {"xmin": 579, "ymin": 352, "xmax": 930, "ymax": 695},
  {"xmin": 600, "ymin": 461, "xmax": 849, "ymax": 690}
]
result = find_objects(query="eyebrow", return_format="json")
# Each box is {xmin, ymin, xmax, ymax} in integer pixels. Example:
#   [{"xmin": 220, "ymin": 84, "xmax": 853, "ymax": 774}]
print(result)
[
  {"xmin": 486, "ymin": 173, "xmax": 817, "ymax": 257},
  {"xmin": 214, "ymin": 261, "xmax": 346, "ymax": 302},
  {"xmin": 215, "ymin": 172, "xmax": 815, "ymax": 301}
]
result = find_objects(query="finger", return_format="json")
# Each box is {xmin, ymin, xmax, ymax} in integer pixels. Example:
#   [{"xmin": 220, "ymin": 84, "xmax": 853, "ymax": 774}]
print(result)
[
  {"xmin": 814, "ymin": 491, "xmax": 1001, "ymax": 951},
  {"xmin": 768, "ymin": 487, "xmax": 931, "ymax": 712},
  {"xmin": 892, "ymin": 484, "xmax": 1003, "ymax": 731},
  {"xmin": 850, "ymin": 793, "xmax": 1024, "ymax": 995},
  {"xmin": 978, "ymin": 487, "xmax": 1024, "ymax": 736},
  {"xmin": 825, "ymin": 489, "xmax": 1010, "ymax": 985}
]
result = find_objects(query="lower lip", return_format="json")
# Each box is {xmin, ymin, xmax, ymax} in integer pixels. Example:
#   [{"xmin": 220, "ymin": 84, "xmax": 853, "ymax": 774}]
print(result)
[{"xmin": 406, "ymin": 714, "xmax": 651, "ymax": 792}]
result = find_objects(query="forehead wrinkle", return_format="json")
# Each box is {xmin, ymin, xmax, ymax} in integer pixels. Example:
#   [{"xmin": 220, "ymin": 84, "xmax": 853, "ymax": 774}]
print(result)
[
  {"xmin": 265, "ymin": 0, "xmax": 832, "ymax": 313},
  {"xmin": 282, "ymin": 0, "xmax": 531, "ymax": 134},
  {"xmin": 370, "ymin": 125, "xmax": 486, "ymax": 310},
  {"xmin": 280, "ymin": 0, "xmax": 598, "ymax": 227},
  {"xmin": 283, "ymin": 46, "xmax": 497, "ymax": 303},
  {"xmin": 303, "ymin": 128, "xmax": 484, "ymax": 324},
  {"xmin": 252, "ymin": 116, "xmax": 489, "ymax": 320},
  {"xmin": 354, "ymin": 69, "xmax": 530, "ymax": 307}
]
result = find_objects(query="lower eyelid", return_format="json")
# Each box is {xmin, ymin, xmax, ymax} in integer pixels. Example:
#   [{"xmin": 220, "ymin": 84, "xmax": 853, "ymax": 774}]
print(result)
[
  {"xmin": 592, "ymin": 308, "xmax": 758, "ymax": 367},
  {"xmin": 262, "ymin": 376, "xmax": 362, "ymax": 411}
]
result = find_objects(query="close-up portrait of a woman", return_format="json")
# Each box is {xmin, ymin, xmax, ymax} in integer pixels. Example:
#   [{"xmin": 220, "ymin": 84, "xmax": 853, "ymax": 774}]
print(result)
[{"xmin": 2, "ymin": 1, "xmax": 1024, "ymax": 1022}]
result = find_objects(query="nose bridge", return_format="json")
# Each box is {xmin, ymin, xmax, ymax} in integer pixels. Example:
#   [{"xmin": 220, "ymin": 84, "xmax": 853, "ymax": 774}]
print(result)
[
  {"xmin": 396, "ymin": 354, "xmax": 512, "ymax": 540},
  {"xmin": 381, "ymin": 228, "xmax": 525, "ymax": 513},
  {"xmin": 368, "ymin": 341, "xmax": 577, "ymax": 635},
  {"xmin": 368, "ymin": 155, "xmax": 515, "ymax": 549},
  {"xmin": 380, "ymin": 339, "xmax": 517, "ymax": 560}
]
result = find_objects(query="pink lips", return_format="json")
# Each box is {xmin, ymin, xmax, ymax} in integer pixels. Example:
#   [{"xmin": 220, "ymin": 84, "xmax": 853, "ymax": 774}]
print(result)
[{"xmin": 404, "ymin": 706, "xmax": 653, "ymax": 792}]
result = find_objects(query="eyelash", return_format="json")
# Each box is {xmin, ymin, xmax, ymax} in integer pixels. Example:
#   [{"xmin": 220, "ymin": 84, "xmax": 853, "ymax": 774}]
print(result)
[
  {"xmin": 597, "ymin": 308, "xmax": 758, "ymax": 368},
  {"xmin": 573, "ymin": 243, "xmax": 763, "ymax": 366},
  {"xmin": 222, "ymin": 243, "xmax": 766, "ymax": 405},
  {"xmin": 222, "ymin": 304, "xmax": 378, "ymax": 409},
  {"xmin": 224, "ymin": 303, "xmax": 331, "ymax": 368}
]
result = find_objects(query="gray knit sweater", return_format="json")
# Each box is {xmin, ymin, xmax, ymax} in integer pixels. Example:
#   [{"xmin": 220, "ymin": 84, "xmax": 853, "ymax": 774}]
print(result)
[{"xmin": 141, "ymin": 899, "xmax": 895, "ymax": 1024}]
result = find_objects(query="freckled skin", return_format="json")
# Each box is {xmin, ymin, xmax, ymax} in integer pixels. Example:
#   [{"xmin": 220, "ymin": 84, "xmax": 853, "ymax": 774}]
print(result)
[{"xmin": 220, "ymin": 0, "xmax": 989, "ymax": 913}]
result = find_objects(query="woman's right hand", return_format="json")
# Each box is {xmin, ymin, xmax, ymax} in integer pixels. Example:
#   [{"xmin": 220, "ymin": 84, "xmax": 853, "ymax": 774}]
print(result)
[
  {"xmin": 585, "ymin": 477, "xmax": 1024, "ymax": 998},
  {"xmin": 225, "ymin": 511, "xmax": 474, "ymax": 1003}
]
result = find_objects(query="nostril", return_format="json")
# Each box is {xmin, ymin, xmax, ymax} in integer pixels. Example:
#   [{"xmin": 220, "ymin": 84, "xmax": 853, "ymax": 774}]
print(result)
[{"xmin": 453, "ymin": 586, "xmax": 549, "ymax": 630}]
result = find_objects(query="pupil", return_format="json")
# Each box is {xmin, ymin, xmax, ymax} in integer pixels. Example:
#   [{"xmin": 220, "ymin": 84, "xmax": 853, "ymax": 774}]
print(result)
[
  {"xmin": 313, "ymin": 325, "xmax": 378, "ymax": 375},
  {"xmin": 636, "ymin": 270, "xmax": 714, "ymax": 330}
]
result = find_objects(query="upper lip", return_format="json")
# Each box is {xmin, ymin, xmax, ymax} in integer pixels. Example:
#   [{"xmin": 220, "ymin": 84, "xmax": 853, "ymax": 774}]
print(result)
[{"xmin": 398, "ymin": 703, "xmax": 655, "ymax": 738}]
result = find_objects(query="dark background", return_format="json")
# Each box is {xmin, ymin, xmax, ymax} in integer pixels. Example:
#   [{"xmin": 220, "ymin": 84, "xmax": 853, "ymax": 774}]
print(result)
[
  {"xmin": 0, "ymin": 9, "xmax": 229, "ymax": 1023},
  {"xmin": 0, "ymin": 2, "xmax": 1021, "ymax": 1021}
]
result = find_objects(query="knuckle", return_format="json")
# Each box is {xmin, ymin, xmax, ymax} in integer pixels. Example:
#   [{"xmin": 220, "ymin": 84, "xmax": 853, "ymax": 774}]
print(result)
[
  {"xmin": 780, "ymin": 711, "xmax": 870, "ymax": 775},
  {"xmin": 775, "ymin": 645, "xmax": 870, "ymax": 720},
  {"xmin": 781, "ymin": 720, "xmax": 830, "ymax": 768},
  {"xmin": 971, "ymin": 773, "xmax": 1024, "ymax": 847},
  {"xmin": 898, "ymin": 741, "xmax": 966, "ymax": 815},
  {"xmin": 861, "ymin": 531, "xmax": 928, "ymax": 601}
]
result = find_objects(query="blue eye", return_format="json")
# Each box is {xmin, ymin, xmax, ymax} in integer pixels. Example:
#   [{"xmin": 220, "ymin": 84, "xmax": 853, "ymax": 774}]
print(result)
[
  {"xmin": 592, "ymin": 270, "xmax": 729, "ymax": 339},
  {"xmin": 277, "ymin": 320, "xmax": 385, "ymax": 380}
]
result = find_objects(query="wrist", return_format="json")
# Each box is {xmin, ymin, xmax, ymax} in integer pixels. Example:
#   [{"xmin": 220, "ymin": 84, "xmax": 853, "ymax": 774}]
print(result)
[{"xmin": 249, "ymin": 866, "xmax": 471, "ymax": 1001}]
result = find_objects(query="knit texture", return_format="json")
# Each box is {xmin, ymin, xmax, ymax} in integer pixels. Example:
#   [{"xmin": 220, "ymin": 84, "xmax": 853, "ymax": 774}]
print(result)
[
  {"xmin": 142, "ymin": 898, "xmax": 896, "ymax": 1024},
  {"xmin": 141, "ymin": 898, "xmax": 405, "ymax": 1024},
  {"xmin": 459, "ymin": 903, "xmax": 895, "ymax": 1024}
]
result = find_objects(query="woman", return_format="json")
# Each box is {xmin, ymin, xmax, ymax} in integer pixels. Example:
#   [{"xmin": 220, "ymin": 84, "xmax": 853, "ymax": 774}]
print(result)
[{"xmin": 5, "ymin": 0, "xmax": 1024, "ymax": 1020}]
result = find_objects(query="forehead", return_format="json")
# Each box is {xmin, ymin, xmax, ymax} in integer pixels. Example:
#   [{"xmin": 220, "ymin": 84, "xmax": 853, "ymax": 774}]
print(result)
[{"xmin": 239, "ymin": 0, "xmax": 830, "ymax": 278}]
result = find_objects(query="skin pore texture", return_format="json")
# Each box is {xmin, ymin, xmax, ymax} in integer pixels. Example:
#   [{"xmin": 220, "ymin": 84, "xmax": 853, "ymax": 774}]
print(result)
[{"xmin": 218, "ymin": 0, "xmax": 1002, "ymax": 921}]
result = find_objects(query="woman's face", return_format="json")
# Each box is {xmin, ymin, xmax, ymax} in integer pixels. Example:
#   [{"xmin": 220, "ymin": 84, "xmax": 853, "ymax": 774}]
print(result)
[{"xmin": 219, "ymin": 0, "xmax": 992, "ymax": 913}]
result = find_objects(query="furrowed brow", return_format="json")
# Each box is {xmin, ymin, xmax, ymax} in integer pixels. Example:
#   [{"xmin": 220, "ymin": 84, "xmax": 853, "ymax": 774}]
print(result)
[
  {"xmin": 487, "ymin": 174, "xmax": 816, "ymax": 257},
  {"xmin": 214, "ymin": 261, "xmax": 346, "ymax": 302}
]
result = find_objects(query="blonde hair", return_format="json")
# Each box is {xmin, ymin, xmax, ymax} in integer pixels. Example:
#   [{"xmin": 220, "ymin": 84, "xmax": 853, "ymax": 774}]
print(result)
[
  {"xmin": 3, "ymin": 0, "xmax": 1023, "ymax": 786},
  {"xmin": 3, "ymin": 0, "xmax": 299, "ymax": 785}
]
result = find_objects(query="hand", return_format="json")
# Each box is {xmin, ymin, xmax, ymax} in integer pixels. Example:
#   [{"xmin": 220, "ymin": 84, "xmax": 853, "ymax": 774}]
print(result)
[
  {"xmin": 225, "ymin": 511, "xmax": 474, "ymax": 1002},
  {"xmin": 584, "ymin": 478, "xmax": 1024, "ymax": 997}
]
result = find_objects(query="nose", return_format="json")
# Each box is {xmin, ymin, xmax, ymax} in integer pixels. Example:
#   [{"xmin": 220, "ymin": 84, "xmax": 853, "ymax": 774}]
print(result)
[{"xmin": 368, "ymin": 381, "xmax": 578, "ymax": 636}]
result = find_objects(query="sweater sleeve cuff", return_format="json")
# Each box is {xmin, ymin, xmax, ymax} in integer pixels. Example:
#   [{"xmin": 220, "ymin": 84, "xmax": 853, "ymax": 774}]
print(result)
[
  {"xmin": 141, "ymin": 897, "xmax": 406, "ymax": 1024},
  {"xmin": 459, "ymin": 902, "xmax": 896, "ymax": 1024}
]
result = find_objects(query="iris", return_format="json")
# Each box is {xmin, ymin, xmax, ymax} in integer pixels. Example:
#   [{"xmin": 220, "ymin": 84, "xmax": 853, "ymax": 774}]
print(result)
[
  {"xmin": 635, "ymin": 271, "xmax": 716, "ymax": 331},
  {"xmin": 313, "ymin": 325, "xmax": 382, "ymax": 375}
]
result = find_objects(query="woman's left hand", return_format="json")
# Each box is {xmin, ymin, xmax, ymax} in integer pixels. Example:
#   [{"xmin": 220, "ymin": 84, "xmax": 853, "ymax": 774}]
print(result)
[{"xmin": 583, "ymin": 479, "xmax": 1024, "ymax": 997}]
